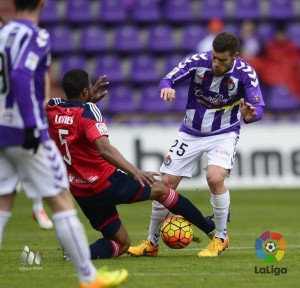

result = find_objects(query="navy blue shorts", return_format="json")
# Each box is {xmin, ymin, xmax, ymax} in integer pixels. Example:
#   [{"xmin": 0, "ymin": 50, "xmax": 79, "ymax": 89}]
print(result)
[{"xmin": 74, "ymin": 170, "xmax": 151, "ymax": 238}]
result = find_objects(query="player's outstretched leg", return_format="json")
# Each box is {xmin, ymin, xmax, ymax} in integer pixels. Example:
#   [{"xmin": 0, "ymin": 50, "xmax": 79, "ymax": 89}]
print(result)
[
  {"xmin": 128, "ymin": 189, "xmax": 215, "ymax": 257},
  {"xmin": 127, "ymin": 239, "xmax": 159, "ymax": 257},
  {"xmin": 128, "ymin": 201, "xmax": 167, "ymax": 257}
]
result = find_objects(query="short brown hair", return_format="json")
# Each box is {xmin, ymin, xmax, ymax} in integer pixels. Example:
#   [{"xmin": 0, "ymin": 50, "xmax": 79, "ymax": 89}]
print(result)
[{"xmin": 212, "ymin": 32, "xmax": 240, "ymax": 55}]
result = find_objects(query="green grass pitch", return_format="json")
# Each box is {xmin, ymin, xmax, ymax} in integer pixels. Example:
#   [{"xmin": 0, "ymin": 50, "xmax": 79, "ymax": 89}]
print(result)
[{"xmin": 0, "ymin": 188, "xmax": 299, "ymax": 288}]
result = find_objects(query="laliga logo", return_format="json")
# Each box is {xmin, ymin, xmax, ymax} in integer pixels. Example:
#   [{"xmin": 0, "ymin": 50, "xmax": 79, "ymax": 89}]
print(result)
[
  {"xmin": 255, "ymin": 231, "xmax": 286, "ymax": 263},
  {"xmin": 254, "ymin": 231, "xmax": 287, "ymax": 276}
]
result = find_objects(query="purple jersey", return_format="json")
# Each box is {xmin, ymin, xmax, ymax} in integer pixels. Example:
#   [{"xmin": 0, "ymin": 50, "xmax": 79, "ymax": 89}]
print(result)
[
  {"xmin": 159, "ymin": 51, "xmax": 265, "ymax": 136},
  {"xmin": 0, "ymin": 20, "xmax": 51, "ymax": 146}
]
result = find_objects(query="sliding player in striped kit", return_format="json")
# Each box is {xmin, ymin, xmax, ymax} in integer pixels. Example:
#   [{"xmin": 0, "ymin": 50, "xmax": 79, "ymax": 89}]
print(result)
[
  {"xmin": 46, "ymin": 69, "xmax": 216, "ymax": 261},
  {"xmin": 128, "ymin": 32, "xmax": 265, "ymax": 257}
]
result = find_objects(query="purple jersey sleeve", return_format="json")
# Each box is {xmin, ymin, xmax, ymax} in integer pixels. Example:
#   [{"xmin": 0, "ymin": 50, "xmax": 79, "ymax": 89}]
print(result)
[
  {"xmin": 241, "ymin": 69, "xmax": 265, "ymax": 107},
  {"xmin": 238, "ymin": 60, "xmax": 265, "ymax": 123},
  {"xmin": 158, "ymin": 53, "xmax": 208, "ymax": 91},
  {"xmin": 12, "ymin": 27, "xmax": 50, "ymax": 127}
]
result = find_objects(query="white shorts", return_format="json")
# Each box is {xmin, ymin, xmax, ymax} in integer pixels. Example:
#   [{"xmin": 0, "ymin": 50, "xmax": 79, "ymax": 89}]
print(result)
[
  {"xmin": 160, "ymin": 131, "xmax": 239, "ymax": 178},
  {"xmin": 0, "ymin": 140, "xmax": 69, "ymax": 198}
]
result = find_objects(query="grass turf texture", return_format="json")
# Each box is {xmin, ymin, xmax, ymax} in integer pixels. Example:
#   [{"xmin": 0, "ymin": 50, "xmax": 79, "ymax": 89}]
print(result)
[{"xmin": 0, "ymin": 189, "xmax": 299, "ymax": 288}]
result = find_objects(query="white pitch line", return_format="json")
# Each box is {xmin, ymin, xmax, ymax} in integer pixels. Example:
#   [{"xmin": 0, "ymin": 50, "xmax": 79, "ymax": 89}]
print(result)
[
  {"xmin": 132, "ymin": 271, "xmax": 300, "ymax": 277},
  {"xmin": 162, "ymin": 244, "xmax": 300, "ymax": 252}
]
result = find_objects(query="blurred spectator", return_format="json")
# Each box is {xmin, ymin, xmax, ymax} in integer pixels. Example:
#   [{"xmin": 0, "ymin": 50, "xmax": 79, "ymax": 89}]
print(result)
[
  {"xmin": 238, "ymin": 20, "xmax": 265, "ymax": 79},
  {"xmin": 260, "ymin": 25, "xmax": 300, "ymax": 99},
  {"xmin": 0, "ymin": 16, "xmax": 4, "ymax": 27},
  {"xmin": 239, "ymin": 20, "xmax": 263, "ymax": 60},
  {"xmin": 197, "ymin": 19, "xmax": 224, "ymax": 52}
]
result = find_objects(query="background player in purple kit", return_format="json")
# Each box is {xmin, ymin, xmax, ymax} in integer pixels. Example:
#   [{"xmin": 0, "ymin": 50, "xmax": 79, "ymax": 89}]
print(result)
[
  {"xmin": 0, "ymin": 13, "xmax": 53, "ymax": 231},
  {"xmin": 128, "ymin": 32, "xmax": 265, "ymax": 257},
  {"xmin": 0, "ymin": 1, "xmax": 127, "ymax": 287}
]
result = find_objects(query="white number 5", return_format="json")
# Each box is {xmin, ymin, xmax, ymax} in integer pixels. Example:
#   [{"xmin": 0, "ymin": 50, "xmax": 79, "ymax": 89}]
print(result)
[{"xmin": 58, "ymin": 129, "xmax": 71, "ymax": 165}]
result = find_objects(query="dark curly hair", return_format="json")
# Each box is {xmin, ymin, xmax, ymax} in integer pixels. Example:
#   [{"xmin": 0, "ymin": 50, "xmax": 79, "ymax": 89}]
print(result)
[
  {"xmin": 62, "ymin": 69, "xmax": 90, "ymax": 100},
  {"xmin": 14, "ymin": 0, "xmax": 41, "ymax": 12}
]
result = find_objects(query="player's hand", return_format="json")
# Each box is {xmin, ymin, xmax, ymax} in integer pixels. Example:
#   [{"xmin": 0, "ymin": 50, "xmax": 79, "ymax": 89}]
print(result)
[
  {"xmin": 22, "ymin": 126, "xmax": 40, "ymax": 153},
  {"xmin": 239, "ymin": 98, "xmax": 257, "ymax": 122},
  {"xmin": 160, "ymin": 88, "xmax": 176, "ymax": 101},
  {"xmin": 133, "ymin": 170, "xmax": 160, "ymax": 187},
  {"xmin": 91, "ymin": 75, "xmax": 109, "ymax": 103}
]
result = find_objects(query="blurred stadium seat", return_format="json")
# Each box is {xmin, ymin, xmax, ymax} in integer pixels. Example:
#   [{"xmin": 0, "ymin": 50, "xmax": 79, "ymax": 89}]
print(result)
[
  {"xmin": 93, "ymin": 55, "xmax": 123, "ymax": 84},
  {"xmin": 223, "ymin": 22, "xmax": 240, "ymax": 35},
  {"xmin": 173, "ymin": 84, "xmax": 189, "ymax": 111},
  {"xmin": 40, "ymin": 0, "xmax": 60, "ymax": 24},
  {"xmin": 164, "ymin": 0, "xmax": 193, "ymax": 23},
  {"xmin": 234, "ymin": 0, "xmax": 261, "ymax": 20},
  {"xmin": 267, "ymin": 0, "xmax": 294, "ymax": 20},
  {"xmin": 59, "ymin": 54, "xmax": 88, "ymax": 80},
  {"xmin": 130, "ymin": 54, "xmax": 159, "ymax": 84},
  {"xmin": 80, "ymin": 26, "xmax": 108, "ymax": 53},
  {"xmin": 257, "ymin": 22, "xmax": 276, "ymax": 43},
  {"xmin": 147, "ymin": 25, "xmax": 176, "ymax": 53},
  {"xmin": 265, "ymin": 85, "xmax": 300, "ymax": 111},
  {"xmin": 131, "ymin": 0, "xmax": 161, "ymax": 23},
  {"xmin": 108, "ymin": 85, "xmax": 137, "ymax": 113},
  {"xmin": 114, "ymin": 25, "xmax": 143, "ymax": 53},
  {"xmin": 199, "ymin": 0, "xmax": 226, "ymax": 20},
  {"xmin": 286, "ymin": 22, "xmax": 300, "ymax": 48},
  {"xmin": 181, "ymin": 25, "xmax": 206, "ymax": 52},
  {"xmin": 139, "ymin": 85, "xmax": 174, "ymax": 112},
  {"xmin": 65, "ymin": 0, "xmax": 93, "ymax": 24},
  {"xmin": 49, "ymin": 26, "xmax": 74, "ymax": 54},
  {"xmin": 99, "ymin": 0, "xmax": 127, "ymax": 23},
  {"xmin": 29, "ymin": 0, "xmax": 300, "ymax": 121}
]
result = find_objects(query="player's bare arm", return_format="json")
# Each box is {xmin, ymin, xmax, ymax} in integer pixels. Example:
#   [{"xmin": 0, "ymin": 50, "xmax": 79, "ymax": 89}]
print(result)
[
  {"xmin": 239, "ymin": 98, "xmax": 257, "ymax": 122},
  {"xmin": 91, "ymin": 75, "xmax": 109, "ymax": 103},
  {"xmin": 160, "ymin": 88, "xmax": 176, "ymax": 101},
  {"xmin": 94, "ymin": 137, "xmax": 159, "ymax": 187}
]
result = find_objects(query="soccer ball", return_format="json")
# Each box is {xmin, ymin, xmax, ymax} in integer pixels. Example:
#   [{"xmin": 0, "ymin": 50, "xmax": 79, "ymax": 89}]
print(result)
[
  {"xmin": 160, "ymin": 215, "xmax": 194, "ymax": 249},
  {"xmin": 265, "ymin": 242, "xmax": 276, "ymax": 253}
]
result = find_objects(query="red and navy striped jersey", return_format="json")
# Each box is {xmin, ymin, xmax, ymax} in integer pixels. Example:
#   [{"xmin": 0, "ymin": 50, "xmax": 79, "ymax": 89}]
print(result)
[{"xmin": 46, "ymin": 98, "xmax": 116, "ymax": 197}]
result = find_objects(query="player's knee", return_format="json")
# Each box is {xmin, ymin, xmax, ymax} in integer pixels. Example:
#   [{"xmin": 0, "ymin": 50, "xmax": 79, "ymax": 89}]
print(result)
[
  {"xmin": 121, "ymin": 242, "xmax": 131, "ymax": 254},
  {"xmin": 206, "ymin": 173, "xmax": 224, "ymax": 188},
  {"xmin": 149, "ymin": 181, "xmax": 168, "ymax": 200},
  {"xmin": 45, "ymin": 189, "xmax": 74, "ymax": 212},
  {"xmin": 119, "ymin": 236, "xmax": 131, "ymax": 255},
  {"xmin": 161, "ymin": 175, "xmax": 179, "ymax": 189}
]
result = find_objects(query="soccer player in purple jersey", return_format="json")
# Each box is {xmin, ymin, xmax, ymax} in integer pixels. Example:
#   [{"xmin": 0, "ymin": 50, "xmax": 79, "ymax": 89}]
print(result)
[
  {"xmin": 1, "ymin": 9, "xmax": 53, "ymax": 232},
  {"xmin": 128, "ymin": 32, "xmax": 265, "ymax": 257},
  {"xmin": 0, "ymin": 1, "xmax": 128, "ymax": 287}
]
